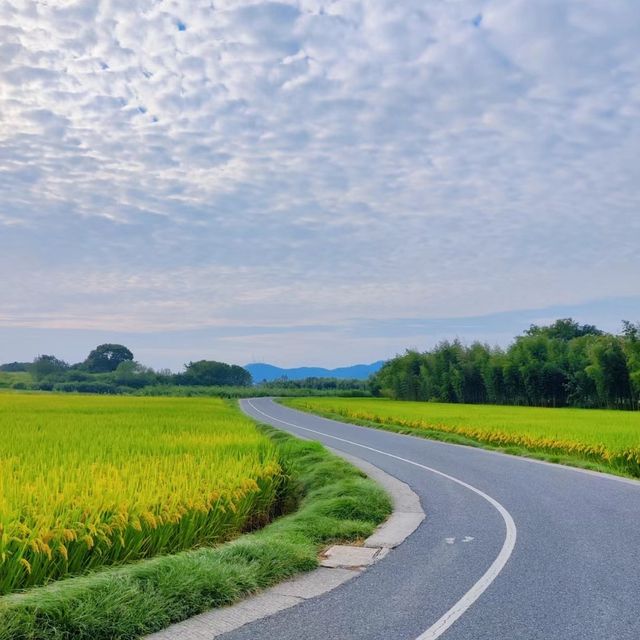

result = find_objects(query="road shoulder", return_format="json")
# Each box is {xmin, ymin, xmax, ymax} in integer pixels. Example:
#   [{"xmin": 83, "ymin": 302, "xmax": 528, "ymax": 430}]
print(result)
[{"xmin": 146, "ymin": 446, "xmax": 425, "ymax": 640}]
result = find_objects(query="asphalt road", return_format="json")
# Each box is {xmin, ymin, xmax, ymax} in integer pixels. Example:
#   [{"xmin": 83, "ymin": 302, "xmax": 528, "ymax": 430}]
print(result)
[{"xmin": 230, "ymin": 397, "xmax": 640, "ymax": 640}]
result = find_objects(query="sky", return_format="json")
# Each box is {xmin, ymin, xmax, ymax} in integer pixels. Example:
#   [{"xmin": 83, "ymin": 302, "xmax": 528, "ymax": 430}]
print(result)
[{"xmin": 1, "ymin": 0, "xmax": 639, "ymax": 370}]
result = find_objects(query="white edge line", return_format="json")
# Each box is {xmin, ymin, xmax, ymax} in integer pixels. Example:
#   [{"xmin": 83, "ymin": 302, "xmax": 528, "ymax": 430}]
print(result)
[
  {"xmin": 274, "ymin": 399, "xmax": 640, "ymax": 488},
  {"xmin": 245, "ymin": 399, "xmax": 517, "ymax": 640}
]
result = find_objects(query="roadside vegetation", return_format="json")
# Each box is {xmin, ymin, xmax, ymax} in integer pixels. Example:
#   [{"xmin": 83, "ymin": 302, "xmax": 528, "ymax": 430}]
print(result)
[
  {"xmin": 284, "ymin": 397, "xmax": 640, "ymax": 478},
  {"xmin": 0, "ymin": 395, "xmax": 391, "ymax": 639}
]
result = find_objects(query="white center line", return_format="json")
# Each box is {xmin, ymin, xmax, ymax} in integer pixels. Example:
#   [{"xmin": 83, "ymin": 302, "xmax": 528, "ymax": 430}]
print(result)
[{"xmin": 245, "ymin": 399, "xmax": 517, "ymax": 640}]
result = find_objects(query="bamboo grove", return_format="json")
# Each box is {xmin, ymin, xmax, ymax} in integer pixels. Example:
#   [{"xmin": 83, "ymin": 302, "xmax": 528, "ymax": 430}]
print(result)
[{"xmin": 371, "ymin": 319, "xmax": 640, "ymax": 410}]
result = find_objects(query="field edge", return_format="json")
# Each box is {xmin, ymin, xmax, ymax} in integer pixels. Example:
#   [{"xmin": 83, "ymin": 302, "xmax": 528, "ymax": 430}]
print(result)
[
  {"xmin": 0, "ymin": 416, "xmax": 392, "ymax": 640},
  {"xmin": 279, "ymin": 398, "xmax": 640, "ymax": 480}
]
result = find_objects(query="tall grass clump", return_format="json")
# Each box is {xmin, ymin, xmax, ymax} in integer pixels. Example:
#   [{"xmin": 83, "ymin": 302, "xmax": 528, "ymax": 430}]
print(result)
[{"xmin": 0, "ymin": 394, "xmax": 283, "ymax": 594}]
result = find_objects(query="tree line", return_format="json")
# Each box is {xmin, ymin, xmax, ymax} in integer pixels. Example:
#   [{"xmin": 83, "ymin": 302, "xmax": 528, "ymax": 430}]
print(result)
[
  {"xmin": 371, "ymin": 319, "xmax": 640, "ymax": 410},
  {"xmin": 2, "ymin": 343, "xmax": 252, "ymax": 394},
  {"xmin": 260, "ymin": 376, "xmax": 370, "ymax": 395},
  {"xmin": 1, "ymin": 345, "xmax": 371, "ymax": 397}
]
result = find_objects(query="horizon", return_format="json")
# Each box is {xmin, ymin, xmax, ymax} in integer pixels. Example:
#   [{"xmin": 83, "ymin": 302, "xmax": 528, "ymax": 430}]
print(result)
[{"xmin": 2, "ymin": 298, "xmax": 638, "ymax": 371}]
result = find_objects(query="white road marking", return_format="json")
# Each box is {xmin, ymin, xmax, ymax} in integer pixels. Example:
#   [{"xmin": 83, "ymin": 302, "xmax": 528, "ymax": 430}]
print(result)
[
  {"xmin": 245, "ymin": 399, "xmax": 518, "ymax": 640},
  {"xmin": 462, "ymin": 536, "xmax": 475, "ymax": 543},
  {"xmin": 445, "ymin": 537, "xmax": 456, "ymax": 545}
]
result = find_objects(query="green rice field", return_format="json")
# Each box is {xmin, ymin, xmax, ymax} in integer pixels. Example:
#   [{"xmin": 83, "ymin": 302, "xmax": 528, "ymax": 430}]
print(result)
[
  {"xmin": 284, "ymin": 397, "xmax": 640, "ymax": 477},
  {"xmin": 0, "ymin": 393, "xmax": 282, "ymax": 594}
]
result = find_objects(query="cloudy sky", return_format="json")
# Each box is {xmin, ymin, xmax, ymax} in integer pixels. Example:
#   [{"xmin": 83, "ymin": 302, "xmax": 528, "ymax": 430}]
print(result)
[{"xmin": 1, "ymin": 0, "xmax": 639, "ymax": 370}]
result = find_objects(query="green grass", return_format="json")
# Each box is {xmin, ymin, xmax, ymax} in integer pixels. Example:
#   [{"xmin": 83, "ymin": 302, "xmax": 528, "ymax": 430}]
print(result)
[
  {"xmin": 0, "ymin": 416, "xmax": 391, "ymax": 639},
  {"xmin": 282, "ymin": 397, "xmax": 640, "ymax": 478}
]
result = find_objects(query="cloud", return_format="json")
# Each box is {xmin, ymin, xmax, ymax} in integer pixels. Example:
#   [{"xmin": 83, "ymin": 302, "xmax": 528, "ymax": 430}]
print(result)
[{"xmin": 0, "ymin": 0, "xmax": 638, "ymax": 363}]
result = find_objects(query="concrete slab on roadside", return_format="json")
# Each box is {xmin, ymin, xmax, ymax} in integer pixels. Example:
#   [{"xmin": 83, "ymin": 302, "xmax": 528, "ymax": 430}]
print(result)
[
  {"xmin": 146, "ymin": 439, "xmax": 426, "ymax": 640},
  {"xmin": 365, "ymin": 512, "xmax": 426, "ymax": 548},
  {"xmin": 270, "ymin": 567, "xmax": 359, "ymax": 599}
]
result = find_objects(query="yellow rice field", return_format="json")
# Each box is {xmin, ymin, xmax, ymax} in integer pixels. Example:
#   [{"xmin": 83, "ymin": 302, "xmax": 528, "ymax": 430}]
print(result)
[
  {"xmin": 285, "ymin": 397, "xmax": 640, "ymax": 477},
  {"xmin": 0, "ymin": 393, "xmax": 282, "ymax": 594}
]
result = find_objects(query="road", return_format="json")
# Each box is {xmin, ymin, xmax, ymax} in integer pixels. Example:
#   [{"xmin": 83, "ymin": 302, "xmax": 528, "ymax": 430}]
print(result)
[{"xmin": 231, "ymin": 398, "xmax": 640, "ymax": 640}]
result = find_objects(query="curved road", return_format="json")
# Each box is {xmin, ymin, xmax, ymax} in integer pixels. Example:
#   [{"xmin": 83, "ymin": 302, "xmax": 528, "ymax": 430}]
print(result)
[{"xmin": 231, "ymin": 398, "xmax": 640, "ymax": 640}]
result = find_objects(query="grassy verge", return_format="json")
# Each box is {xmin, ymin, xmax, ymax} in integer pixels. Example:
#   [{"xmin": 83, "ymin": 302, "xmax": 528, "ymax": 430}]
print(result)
[
  {"xmin": 280, "ymin": 398, "xmax": 640, "ymax": 480},
  {"xmin": 0, "ymin": 424, "xmax": 391, "ymax": 640}
]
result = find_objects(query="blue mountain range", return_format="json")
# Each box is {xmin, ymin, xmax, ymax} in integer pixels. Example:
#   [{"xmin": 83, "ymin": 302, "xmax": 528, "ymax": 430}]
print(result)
[{"xmin": 245, "ymin": 361, "xmax": 385, "ymax": 383}]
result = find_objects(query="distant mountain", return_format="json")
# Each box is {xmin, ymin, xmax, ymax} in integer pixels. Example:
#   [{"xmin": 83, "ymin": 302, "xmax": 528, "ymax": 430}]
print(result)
[{"xmin": 245, "ymin": 361, "xmax": 385, "ymax": 383}]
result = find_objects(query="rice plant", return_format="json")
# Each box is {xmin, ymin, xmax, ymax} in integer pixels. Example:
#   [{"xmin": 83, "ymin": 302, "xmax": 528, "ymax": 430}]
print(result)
[
  {"xmin": 286, "ymin": 397, "xmax": 640, "ymax": 477},
  {"xmin": 0, "ymin": 393, "xmax": 282, "ymax": 594}
]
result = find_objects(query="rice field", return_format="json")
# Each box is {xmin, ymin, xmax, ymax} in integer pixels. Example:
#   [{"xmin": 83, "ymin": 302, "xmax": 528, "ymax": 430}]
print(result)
[
  {"xmin": 0, "ymin": 393, "xmax": 282, "ymax": 594},
  {"xmin": 285, "ymin": 397, "xmax": 640, "ymax": 477}
]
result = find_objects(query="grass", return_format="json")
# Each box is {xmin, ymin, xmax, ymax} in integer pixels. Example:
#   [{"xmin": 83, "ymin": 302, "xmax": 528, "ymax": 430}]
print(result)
[
  {"xmin": 282, "ymin": 397, "xmax": 640, "ymax": 478},
  {"xmin": 0, "ymin": 398, "xmax": 391, "ymax": 639},
  {"xmin": 0, "ymin": 394, "xmax": 283, "ymax": 594}
]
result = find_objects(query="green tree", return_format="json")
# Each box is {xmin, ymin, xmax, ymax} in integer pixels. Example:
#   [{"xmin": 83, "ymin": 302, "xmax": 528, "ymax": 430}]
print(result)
[
  {"xmin": 586, "ymin": 336, "xmax": 633, "ymax": 408},
  {"xmin": 564, "ymin": 336, "xmax": 599, "ymax": 407},
  {"xmin": 525, "ymin": 318, "xmax": 603, "ymax": 341},
  {"xmin": 621, "ymin": 321, "xmax": 640, "ymax": 408},
  {"xmin": 83, "ymin": 344, "xmax": 134, "ymax": 373},
  {"xmin": 29, "ymin": 355, "xmax": 69, "ymax": 381},
  {"xmin": 0, "ymin": 362, "xmax": 30, "ymax": 372},
  {"xmin": 368, "ymin": 318, "xmax": 639, "ymax": 410},
  {"xmin": 179, "ymin": 361, "xmax": 252, "ymax": 386},
  {"xmin": 113, "ymin": 361, "xmax": 157, "ymax": 389}
]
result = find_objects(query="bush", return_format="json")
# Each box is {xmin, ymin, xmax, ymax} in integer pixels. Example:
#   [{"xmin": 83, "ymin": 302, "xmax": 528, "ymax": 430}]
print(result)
[{"xmin": 52, "ymin": 382, "xmax": 124, "ymax": 395}]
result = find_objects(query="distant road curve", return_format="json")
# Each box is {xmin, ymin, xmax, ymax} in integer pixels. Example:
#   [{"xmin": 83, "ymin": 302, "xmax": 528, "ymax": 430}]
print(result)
[{"xmin": 230, "ymin": 398, "xmax": 640, "ymax": 640}]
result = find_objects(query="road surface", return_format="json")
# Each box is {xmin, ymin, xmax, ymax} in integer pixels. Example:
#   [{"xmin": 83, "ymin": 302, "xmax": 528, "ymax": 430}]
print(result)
[{"xmin": 231, "ymin": 397, "xmax": 640, "ymax": 640}]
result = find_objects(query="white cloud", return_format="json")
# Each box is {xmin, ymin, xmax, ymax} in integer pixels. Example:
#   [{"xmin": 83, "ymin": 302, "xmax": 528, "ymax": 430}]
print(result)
[{"xmin": 0, "ymin": 0, "xmax": 639, "ymax": 362}]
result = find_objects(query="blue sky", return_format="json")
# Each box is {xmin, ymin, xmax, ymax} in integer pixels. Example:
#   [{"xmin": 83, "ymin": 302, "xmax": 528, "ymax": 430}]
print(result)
[{"xmin": 0, "ymin": 1, "xmax": 639, "ymax": 369}]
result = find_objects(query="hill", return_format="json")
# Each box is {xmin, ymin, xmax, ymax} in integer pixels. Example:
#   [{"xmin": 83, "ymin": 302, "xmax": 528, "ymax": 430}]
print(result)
[{"xmin": 245, "ymin": 361, "xmax": 385, "ymax": 383}]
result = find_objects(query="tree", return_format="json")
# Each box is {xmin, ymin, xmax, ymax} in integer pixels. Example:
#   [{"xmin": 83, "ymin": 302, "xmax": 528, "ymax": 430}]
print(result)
[
  {"xmin": 525, "ymin": 318, "xmax": 603, "ymax": 341},
  {"xmin": 113, "ymin": 361, "xmax": 157, "ymax": 389},
  {"xmin": 369, "ymin": 318, "xmax": 640, "ymax": 410},
  {"xmin": 83, "ymin": 344, "xmax": 134, "ymax": 373},
  {"xmin": 621, "ymin": 320, "xmax": 640, "ymax": 342},
  {"xmin": 179, "ymin": 360, "xmax": 252, "ymax": 386},
  {"xmin": 585, "ymin": 336, "xmax": 633, "ymax": 408},
  {"xmin": 621, "ymin": 321, "xmax": 640, "ymax": 407},
  {"xmin": 0, "ymin": 362, "xmax": 30, "ymax": 372},
  {"xmin": 29, "ymin": 355, "xmax": 69, "ymax": 381},
  {"xmin": 564, "ymin": 336, "xmax": 599, "ymax": 407}
]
